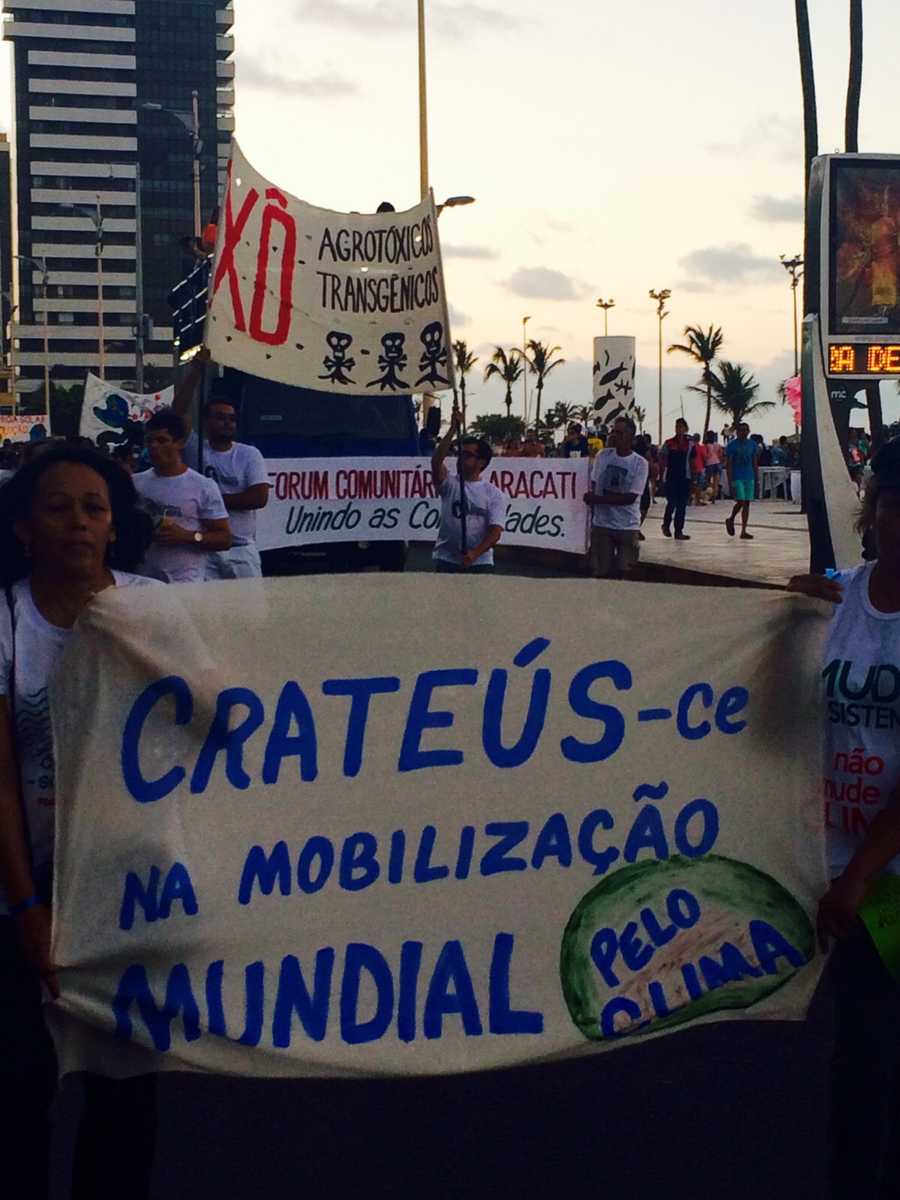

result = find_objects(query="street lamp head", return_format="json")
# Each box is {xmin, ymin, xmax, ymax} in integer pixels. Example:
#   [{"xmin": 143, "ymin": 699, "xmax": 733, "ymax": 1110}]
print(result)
[
  {"xmin": 441, "ymin": 195, "xmax": 475, "ymax": 208},
  {"xmin": 141, "ymin": 102, "xmax": 163, "ymax": 112}
]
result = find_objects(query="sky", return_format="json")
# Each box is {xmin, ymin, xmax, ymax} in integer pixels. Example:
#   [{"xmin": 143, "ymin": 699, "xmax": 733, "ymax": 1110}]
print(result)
[{"xmin": 2, "ymin": 0, "xmax": 900, "ymax": 437}]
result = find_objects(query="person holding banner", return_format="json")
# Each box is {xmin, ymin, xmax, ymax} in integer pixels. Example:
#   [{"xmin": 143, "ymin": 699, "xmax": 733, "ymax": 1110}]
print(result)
[
  {"xmin": 431, "ymin": 408, "xmax": 505, "ymax": 573},
  {"xmin": 584, "ymin": 415, "xmax": 649, "ymax": 577},
  {"xmin": 788, "ymin": 438, "xmax": 900, "ymax": 1200},
  {"xmin": 0, "ymin": 445, "xmax": 158, "ymax": 1197},
  {"xmin": 173, "ymin": 348, "xmax": 270, "ymax": 579},
  {"xmin": 133, "ymin": 408, "xmax": 232, "ymax": 584}
]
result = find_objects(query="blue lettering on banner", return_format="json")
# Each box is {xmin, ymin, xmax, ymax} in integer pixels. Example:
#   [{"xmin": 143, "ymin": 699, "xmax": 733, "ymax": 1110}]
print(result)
[
  {"xmin": 232, "ymin": 794, "xmax": 722, "ymax": 906},
  {"xmin": 398, "ymin": 668, "xmax": 479, "ymax": 772},
  {"xmin": 120, "ymin": 660, "xmax": 752, "ymax": 801},
  {"xmin": 112, "ymin": 933, "xmax": 543, "ymax": 1052},
  {"xmin": 121, "ymin": 676, "xmax": 192, "ymax": 803}
]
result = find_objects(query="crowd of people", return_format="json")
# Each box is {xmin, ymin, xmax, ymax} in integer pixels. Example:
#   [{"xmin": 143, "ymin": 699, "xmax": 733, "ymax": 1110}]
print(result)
[
  {"xmin": 0, "ymin": 351, "xmax": 270, "ymax": 587},
  {"xmin": 0, "ymin": 358, "xmax": 899, "ymax": 1199}
]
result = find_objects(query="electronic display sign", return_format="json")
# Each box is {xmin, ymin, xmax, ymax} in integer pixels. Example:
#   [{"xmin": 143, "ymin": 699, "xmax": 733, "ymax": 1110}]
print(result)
[
  {"xmin": 815, "ymin": 154, "xmax": 900, "ymax": 378},
  {"xmin": 828, "ymin": 343, "xmax": 900, "ymax": 374}
]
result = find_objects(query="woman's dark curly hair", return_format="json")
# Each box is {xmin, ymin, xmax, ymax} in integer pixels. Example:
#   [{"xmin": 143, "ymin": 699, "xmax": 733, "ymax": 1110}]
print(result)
[{"xmin": 0, "ymin": 445, "xmax": 153, "ymax": 586}]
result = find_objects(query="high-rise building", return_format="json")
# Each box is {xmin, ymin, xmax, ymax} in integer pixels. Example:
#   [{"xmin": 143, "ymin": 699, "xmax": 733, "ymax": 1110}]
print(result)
[{"xmin": 1, "ymin": 0, "xmax": 235, "ymax": 397}]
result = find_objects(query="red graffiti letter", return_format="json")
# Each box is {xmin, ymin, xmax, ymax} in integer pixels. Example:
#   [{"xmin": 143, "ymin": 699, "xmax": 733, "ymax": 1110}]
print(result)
[
  {"xmin": 248, "ymin": 188, "xmax": 298, "ymax": 347},
  {"xmin": 212, "ymin": 162, "xmax": 260, "ymax": 332}
]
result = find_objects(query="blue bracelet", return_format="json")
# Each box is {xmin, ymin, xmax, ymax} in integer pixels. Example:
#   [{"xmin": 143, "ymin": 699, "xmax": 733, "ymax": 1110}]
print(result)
[{"xmin": 8, "ymin": 895, "xmax": 40, "ymax": 918}]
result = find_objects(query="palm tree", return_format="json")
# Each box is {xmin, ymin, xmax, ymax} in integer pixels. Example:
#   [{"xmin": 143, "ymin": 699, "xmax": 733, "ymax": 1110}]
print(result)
[
  {"xmin": 575, "ymin": 404, "xmax": 595, "ymax": 429},
  {"xmin": 705, "ymin": 362, "xmax": 775, "ymax": 428},
  {"xmin": 452, "ymin": 340, "xmax": 479, "ymax": 429},
  {"xmin": 633, "ymin": 405, "xmax": 647, "ymax": 434},
  {"xmin": 483, "ymin": 347, "xmax": 524, "ymax": 418},
  {"xmin": 522, "ymin": 340, "xmax": 565, "ymax": 427},
  {"xmin": 545, "ymin": 401, "xmax": 580, "ymax": 431},
  {"xmin": 667, "ymin": 324, "xmax": 724, "ymax": 437},
  {"xmin": 845, "ymin": 0, "xmax": 862, "ymax": 152}
]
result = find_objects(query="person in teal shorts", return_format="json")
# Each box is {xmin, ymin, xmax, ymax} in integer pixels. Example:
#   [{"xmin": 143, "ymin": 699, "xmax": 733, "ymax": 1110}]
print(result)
[{"xmin": 725, "ymin": 422, "xmax": 759, "ymax": 539}]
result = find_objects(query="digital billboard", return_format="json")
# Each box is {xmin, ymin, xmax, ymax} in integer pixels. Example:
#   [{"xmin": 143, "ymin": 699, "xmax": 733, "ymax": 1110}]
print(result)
[{"xmin": 828, "ymin": 158, "xmax": 900, "ymax": 338}]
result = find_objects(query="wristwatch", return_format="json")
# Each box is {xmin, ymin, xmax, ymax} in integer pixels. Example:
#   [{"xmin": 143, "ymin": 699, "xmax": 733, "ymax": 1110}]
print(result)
[{"xmin": 193, "ymin": 531, "xmax": 204, "ymax": 545}]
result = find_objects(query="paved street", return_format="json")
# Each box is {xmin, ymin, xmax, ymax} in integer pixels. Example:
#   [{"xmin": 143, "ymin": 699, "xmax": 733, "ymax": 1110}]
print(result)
[
  {"xmin": 52, "ymin": 982, "xmax": 832, "ymax": 1198},
  {"xmin": 640, "ymin": 498, "xmax": 810, "ymax": 587}
]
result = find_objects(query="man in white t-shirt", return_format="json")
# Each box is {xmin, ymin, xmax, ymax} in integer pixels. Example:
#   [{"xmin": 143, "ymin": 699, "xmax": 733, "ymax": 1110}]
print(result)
[
  {"xmin": 431, "ymin": 407, "xmax": 506, "ymax": 573},
  {"xmin": 584, "ymin": 414, "xmax": 649, "ymax": 578},
  {"xmin": 133, "ymin": 409, "xmax": 232, "ymax": 583},
  {"xmin": 173, "ymin": 348, "xmax": 271, "ymax": 579}
]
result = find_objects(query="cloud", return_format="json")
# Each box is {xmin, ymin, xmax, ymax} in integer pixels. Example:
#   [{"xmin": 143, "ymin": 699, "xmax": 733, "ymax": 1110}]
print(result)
[
  {"xmin": 442, "ymin": 243, "xmax": 498, "ymax": 260},
  {"xmin": 292, "ymin": 0, "xmax": 516, "ymax": 37},
  {"xmin": 504, "ymin": 266, "xmax": 586, "ymax": 301},
  {"xmin": 750, "ymin": 194, "xmax": 804, "ymax": 223},
  {"xmin": 706, "ymin": 113, "xmax": 801, "ymax": 163},
  {"xmin": 546, "ymin": 218, "xmax": 575, "ymax": 234},
  {"xmin": 238, "ymin": 57, "xmax": 357, "ymax": 98},
  {"xmin": 448, "ymin": 304, "xmax": 470, "ymax": 327},
  {"xmin": 678, "ymin": 243, "xmax": 781, "ymax": 286}
]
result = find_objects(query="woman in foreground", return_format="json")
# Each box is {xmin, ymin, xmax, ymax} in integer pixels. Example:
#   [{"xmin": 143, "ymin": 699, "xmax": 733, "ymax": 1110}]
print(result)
[
  {"xmin": 0, "ymin": 445, "xmax": 157, "ymax": 1198},
  {"xmin": 789, "ymin": 437, "xmax": 900, "ymax": 1200}
]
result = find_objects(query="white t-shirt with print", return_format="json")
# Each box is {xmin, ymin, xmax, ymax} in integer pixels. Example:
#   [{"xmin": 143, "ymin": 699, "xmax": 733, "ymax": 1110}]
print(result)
[
  {"xmin": 184, "ymin": 435, "xmax": 269, "ymax": 546},
  {"xmin": 823, "ymin": 562, "xmax": 900, "ymax": 877},
  {"xmin": 434, "ymin": 476, "xmax": 507, "ymax": 567},
  {"xmin": 0, "ymin": 572, "xmax": 159, "ymax": 913},
  {"xmin": 589, "ymin": 449, "xmax": 649, "ymax": 531},
  {"xmin": 134, "ymin": 466, "xmax": 229, "ymax": 583}
]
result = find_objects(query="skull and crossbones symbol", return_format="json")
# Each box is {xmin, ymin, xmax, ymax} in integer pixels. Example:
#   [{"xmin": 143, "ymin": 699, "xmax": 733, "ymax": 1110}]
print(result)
[
  {"xmin": 368, "ymin": 331, "xmax": 410, "ymax": 391},
  {"xmin": 319, "ymin": 330, "xmax": 356, "ymax": 386},
  {"xmin": 416, "ymin": 321, "xmax": 450, "ymax": 388}
]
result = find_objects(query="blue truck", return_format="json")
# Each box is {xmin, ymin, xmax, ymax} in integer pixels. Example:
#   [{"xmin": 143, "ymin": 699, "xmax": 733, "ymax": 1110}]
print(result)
[{"xmin": 169, "ymin": 260, "xmax": 421, "ymax": 572}]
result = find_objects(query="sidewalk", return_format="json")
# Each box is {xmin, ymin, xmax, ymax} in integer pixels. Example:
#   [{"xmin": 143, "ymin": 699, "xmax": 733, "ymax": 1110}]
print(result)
[{"xmin": 639, "ymin": 498, "xmax": 809, "ymax": 588}]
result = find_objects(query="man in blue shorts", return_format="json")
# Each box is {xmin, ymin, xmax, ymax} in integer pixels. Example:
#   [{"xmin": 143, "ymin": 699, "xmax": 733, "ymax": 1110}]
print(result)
[{"xmin": 725, "ymin": 422, "xmax": 759, "ymax": 539}]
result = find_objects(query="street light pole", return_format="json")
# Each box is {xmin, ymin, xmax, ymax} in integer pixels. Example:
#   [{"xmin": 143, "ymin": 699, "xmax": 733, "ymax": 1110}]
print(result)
[
  {"xmin": 418, "ymin": 0, "xmax": 429, "ymax": 200},
  {"xmin": 141, "ymin": 99, "xmax": 203, "ymax": 239},
  {"xmin": 7, "ymin": 301, "xmax": 16, "ymax": 416},
  {"xmin": 780, "ymin": 254, "xmax": 804, "ymax": 377},
  {"xmin": 596, "ymin": 297, "xmax": 615, "ymax": 336},
  {"xmin": 134, "ymin": 161, "xmax": 145, "ymax": 393},
  {"xmin": 95, "ymin": 196, "xmax": 106, "ymax": 380},
  {"xmin": 522, "ymin": 315, "xmax": 531, "ymax": 423},
  {"xmin": 15, "ymin": 255, "xmax": 50, "ymax": 415},
  {"xmin": 192, "ymin": 89, "xmax": 202, "ymax": 239},
  {"xmin": 649, "ymin": 288, "xmax": 671, "ymax": 445}
]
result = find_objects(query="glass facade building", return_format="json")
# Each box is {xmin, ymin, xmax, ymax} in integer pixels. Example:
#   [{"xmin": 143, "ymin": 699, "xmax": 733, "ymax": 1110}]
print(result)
[{"xmin": 1, "ymin": 0, "xmax": 234, "ymax": 388}]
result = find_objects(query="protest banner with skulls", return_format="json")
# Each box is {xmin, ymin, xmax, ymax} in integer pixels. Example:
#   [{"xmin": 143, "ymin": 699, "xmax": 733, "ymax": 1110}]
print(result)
[
  {"xmin": 593, "ymin": 337, "xmax": 637, "ymax": 425},
  {"xmin": 205, "ymin": 142, "xmax": 455, "ymax": 397}
]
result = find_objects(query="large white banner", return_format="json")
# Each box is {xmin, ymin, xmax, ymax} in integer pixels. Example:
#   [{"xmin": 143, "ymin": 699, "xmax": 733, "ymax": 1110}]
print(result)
[
  {"xmin": 80, "ymin": 374, "xmax": 173, "ymax": 450},
  {"xmin": 206, "ymin": 142, "xmax": 454, "ymax": 396},
  {"xmin": 259, "ymin": 457, "xmax": 591, "ymax": 555},
  {"xmin": 49, "ymin": 577, "xmax": 827, "ymax": 1080}
]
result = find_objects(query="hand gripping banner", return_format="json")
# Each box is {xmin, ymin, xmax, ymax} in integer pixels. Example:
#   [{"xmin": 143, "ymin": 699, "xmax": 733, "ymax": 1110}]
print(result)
[{"xmin": 205, "ymin": 142, "xmax": 455, "ymax": 396}]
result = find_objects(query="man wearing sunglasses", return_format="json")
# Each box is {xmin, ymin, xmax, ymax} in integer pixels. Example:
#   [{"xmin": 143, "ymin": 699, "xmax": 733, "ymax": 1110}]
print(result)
[{"xmin": 431, "ymin": 407, "xmax": 506, "ymax": 572}]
